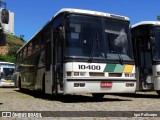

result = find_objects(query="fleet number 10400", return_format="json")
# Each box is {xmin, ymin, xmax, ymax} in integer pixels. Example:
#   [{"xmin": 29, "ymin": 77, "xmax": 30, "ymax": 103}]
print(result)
[{"xmin": 78, "ymin": 65, "xmax": 101, "ymax": 70}]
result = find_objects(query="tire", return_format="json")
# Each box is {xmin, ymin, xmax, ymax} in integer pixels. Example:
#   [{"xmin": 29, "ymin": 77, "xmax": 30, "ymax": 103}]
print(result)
[
  {"xmin": 18, "ymin": 78, "xmax": 22, "ymax": 91},
  {"xmin": 156, "ymin": 91, "xmax": 160, "ymax": 96},
  {"xmin": 42, "ymin": 75, "xmax": 45, "ymax": 94},
  {"xmin": 92, "ymin": 93, "xmax": 105, "ymax": 101}
]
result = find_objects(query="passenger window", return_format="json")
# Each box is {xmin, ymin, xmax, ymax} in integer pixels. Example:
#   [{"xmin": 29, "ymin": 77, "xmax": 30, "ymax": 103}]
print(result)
[{"xmin": 27, "ymin": 42, "xmax": 32, "ymax": 56}]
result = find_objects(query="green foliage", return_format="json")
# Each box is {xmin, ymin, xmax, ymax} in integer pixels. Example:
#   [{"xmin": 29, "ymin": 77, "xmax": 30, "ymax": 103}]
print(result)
[
  {"xmin": 0, "ymin": 54, "xmax": 15, "ymax": 63},
  {"xmin": 0, "ymin": 33, "xmax": 26, "ymax": 63},
  {"xmin": 8, "ymin": 46, "xmax": 20, "ymax": 56},
  {"xmin": 157, "ymin": 15, "xmax": 160, "ymax": 20},
  {"xmin": 6, "ymin": 34, "xmax": 26, "ymax": 46}
]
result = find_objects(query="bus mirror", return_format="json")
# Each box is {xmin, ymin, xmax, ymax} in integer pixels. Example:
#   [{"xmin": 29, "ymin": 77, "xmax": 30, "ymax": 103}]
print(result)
[
  {"xmin": 150, "ymin": 37, "xmax": 156, "ymax": 51},
  {"xmin": 58, "ymin": 27, "xmax": 64, "ymax": 39}
]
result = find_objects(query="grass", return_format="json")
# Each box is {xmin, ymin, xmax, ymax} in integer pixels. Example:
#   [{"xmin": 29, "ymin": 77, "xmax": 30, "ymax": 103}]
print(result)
[{"xmin": 6, "ymin": 34, "xmax": 26, "ymax": 47}]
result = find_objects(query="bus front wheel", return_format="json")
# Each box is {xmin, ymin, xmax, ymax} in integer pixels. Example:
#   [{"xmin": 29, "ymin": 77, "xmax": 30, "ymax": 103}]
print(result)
[
  {"xmin": 42, "ymin": 75, "xmax": 45, "ymax": 94},
  {"xmin": 18, "ymin": 78, "xmax": 22, "ymax": 91}
]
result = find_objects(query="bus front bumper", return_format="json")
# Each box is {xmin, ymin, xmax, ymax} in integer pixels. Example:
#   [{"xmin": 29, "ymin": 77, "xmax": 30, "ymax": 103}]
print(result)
[
  {"xmin": 63, "ymin": 78, "xmax": 136, "ymax": 94},
  {"xmin": 0, "ymin": 82, "xmax": 15, "ymax": 87}
]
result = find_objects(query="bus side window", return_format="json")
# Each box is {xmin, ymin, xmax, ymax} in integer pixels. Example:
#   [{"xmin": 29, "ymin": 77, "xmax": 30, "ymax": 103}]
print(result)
[
  {"xmin": 33, "ymin": 38, "xmax": 40, "ymax": 53},
  {"xmin": 23, "ymin": 47, "xmax": 27, "ymax": 58},
  {"xmin": 21, "ymin": 49, "xmax": 24, "ymax": 61},
  {"xmin": 41, "ymin": 33, "xmax": 45, "ymax": 49},
  {"xmin": 45, "ymin": 40, "xmax": 51, "ymax": 71},
  {"xmin": 19, "ymin": 50, "xmax": 23, "ymax": 61},
  {"xmin": 45, "ymin": 30, "xmax": 51, "ymax": 71},
  {"xmin": 16, "ymin": 53, "xmax": 20, "ymax": 62},
  {"xmin": 27, "ymin": 42, "xmax": 33, "ymax": 56}
]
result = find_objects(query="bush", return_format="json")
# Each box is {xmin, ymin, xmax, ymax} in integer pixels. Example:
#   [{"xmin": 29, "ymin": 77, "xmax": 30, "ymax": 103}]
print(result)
[
  {"xmin": 8, "ymin": 46, "xmax": 20, "ymax": 56},
  {"xmin": 0, "ymin": 33, "xmax": 25, "ymax": 63},
  {"xmin": 0, "ymin": 54, "xmax": 15, "ymax": 63}
]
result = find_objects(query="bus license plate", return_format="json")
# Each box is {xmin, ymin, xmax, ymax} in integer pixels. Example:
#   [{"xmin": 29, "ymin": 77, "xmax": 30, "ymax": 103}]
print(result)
[
  {"xmin": 100, "ymin": 82, "xmax": 112, "ymax": 88},
  {"xmin": 6, "ymin": 80, "xmax": 11, "ymax": 83}
]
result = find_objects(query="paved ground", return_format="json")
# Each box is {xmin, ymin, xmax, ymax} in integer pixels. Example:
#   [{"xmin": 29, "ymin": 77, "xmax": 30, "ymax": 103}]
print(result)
[{"xmin": 0, "ymin": 87, "xmax": 160, "ymax": 120}]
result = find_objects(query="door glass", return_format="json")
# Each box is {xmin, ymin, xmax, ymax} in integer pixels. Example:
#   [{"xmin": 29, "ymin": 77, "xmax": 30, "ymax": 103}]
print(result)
[{"xmin": 45, "ymin": 40, "xmax": 51, "ymax": 71}]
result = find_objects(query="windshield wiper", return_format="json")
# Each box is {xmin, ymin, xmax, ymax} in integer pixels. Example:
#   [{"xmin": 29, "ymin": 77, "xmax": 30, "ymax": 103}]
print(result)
[
  {"xmin": 108, "ymin": 34, "xmax": 124, "ymax": 64},
  {"xmin": 118, "ymin": 54, "xmax": 124, "ymax": 65},
  {"xmin": 88, "ymin": 32, "xmax": 99, "ymax": 62}
]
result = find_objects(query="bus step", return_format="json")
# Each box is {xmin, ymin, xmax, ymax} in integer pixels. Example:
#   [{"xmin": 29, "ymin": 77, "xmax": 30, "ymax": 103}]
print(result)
[{"xmin": 142, "ymin": 82, "xmax": 154, "ymax": 90}]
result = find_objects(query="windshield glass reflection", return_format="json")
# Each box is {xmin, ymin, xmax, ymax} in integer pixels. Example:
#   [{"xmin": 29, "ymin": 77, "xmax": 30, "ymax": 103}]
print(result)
[
  {"xmin": 152, "ymin": 26, "xmax": 160, "ymax": 60},
  {"xmin": 65, "ymin": 14, "xmax": 133, "ymax": 61}
]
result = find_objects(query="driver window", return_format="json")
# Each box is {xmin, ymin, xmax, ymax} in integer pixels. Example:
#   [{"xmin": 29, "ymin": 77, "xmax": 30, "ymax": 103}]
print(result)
[
  {"xmin": 69, "ymin": 23, "xmax": 81, "ymax": 46},
  {"xmin": 66, "ymin": 23, "xmax": 83, "ymax": 56}
]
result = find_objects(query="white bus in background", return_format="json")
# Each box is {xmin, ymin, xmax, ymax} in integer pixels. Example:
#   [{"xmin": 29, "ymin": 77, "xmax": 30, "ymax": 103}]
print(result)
[
  {"xmin": 15, "ymin": 8, "xmax": 136, "ymax": 99},
  {"xmin": 131, "ymin": 21, "xmax": 160, "ymax": 95},
  {"xmin": 0, "ymin": 62, "xmax": 15, "ymax": 87}
]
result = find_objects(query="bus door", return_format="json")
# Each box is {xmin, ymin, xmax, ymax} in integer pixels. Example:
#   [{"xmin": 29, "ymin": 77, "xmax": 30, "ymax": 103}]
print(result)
[
  {"xmin": 45, "ymin": 30, "xmax": 53, "ymax": 94},
  {"xmin": 135, "ymin": 35, "xmax": 153, "ymax": 90},
  {"xmin": 52, "ymin": 28, "xmax": 64, "ymax": 94}
]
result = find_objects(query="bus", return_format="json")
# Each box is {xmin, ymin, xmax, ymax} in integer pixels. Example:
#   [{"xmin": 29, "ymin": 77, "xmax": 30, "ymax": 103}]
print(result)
[
  {"xmin": 15, "ymin": 8, "xmax": 136, "ymax": 99},
  {"xmin": 0, "ymin": 62, "xmax": 15, "ymax": 87},
  {"xmin": 131, "ymin": 21, "xmax": 160, "ymax": 95}
]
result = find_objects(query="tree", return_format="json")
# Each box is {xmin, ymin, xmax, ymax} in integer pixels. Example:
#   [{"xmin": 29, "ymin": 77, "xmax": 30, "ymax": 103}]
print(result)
[{"xmin": 157, "ymin": 15, "xmax": 160, "ymax": 20}]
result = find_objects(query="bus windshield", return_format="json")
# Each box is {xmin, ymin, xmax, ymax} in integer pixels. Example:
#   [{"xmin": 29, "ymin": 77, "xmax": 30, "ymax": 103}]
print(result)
[
  {"xmin": 152, "ymin": 26, "xmax": 160, "ymax": 61},
  {"xmin": 0, "ymin": 63, "xmax": 15, "ymax": 80},
  {"xmin": 1, "ymin": 68, "xmax": 14, "ymax": 80},
  {"xmin": 65, "ymin": 14, "xmax": 133, "ymax": 61}
]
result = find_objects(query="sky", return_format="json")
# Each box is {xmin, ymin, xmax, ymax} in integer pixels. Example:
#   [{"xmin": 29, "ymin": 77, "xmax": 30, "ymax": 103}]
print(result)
[{"xmin": 2, "ymin": 0, "xmax": 160, "ymax": 41}]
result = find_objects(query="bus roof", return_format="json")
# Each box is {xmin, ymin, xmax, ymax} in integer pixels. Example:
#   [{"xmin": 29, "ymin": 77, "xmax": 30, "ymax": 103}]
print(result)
[
  {"xmin": 35, "ymin": 8, "xmax": 130, "ymax": 39},
  {"xmin": 54, "ymin": 8, "xmax": 129, "ymax": 20},
  {"xmin": 17, "ymin": 8, "xmax": 130, "ymax": 54},
  {"xmin": 132, "ymin": 21, "xmax": 160, "ymax": 28},
  {"xmin": 0, "ymin": 62, "xmax": 15, "ymax": 65}
]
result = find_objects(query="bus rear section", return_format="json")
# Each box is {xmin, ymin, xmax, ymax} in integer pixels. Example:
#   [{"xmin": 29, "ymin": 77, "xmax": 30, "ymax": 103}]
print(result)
[
  {"xmin": 0, "ymin": 62, "xmax": 15, "ymax": 87},
  {"xmin": 131, "ymin": 21, "xmax": 160, "ymax": 95}
]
